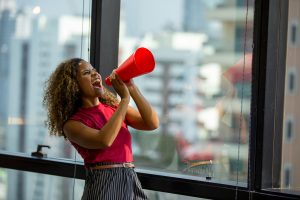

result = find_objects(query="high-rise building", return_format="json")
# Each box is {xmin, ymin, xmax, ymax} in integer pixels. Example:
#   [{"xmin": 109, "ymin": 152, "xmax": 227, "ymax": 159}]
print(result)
[
  {"xmin": 182, "ymin": 0, "xmax": 207, "ymax": 32},
  {"xmin": 281, "ymin": 0, "xmax": 300, "ymax": 190},
  {"xmin": 0, "ymin": 0, "xmax": 16, "ymax": 149},
  {"xmin": 120, "ymin": 0, "xmax": 182, "ymax": 37}
]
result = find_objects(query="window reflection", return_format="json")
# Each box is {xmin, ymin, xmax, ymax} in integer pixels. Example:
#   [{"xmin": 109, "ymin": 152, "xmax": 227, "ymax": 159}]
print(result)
[{"xmin": 119, "ymin": 0, "xmax": 253, "ymax": 184}]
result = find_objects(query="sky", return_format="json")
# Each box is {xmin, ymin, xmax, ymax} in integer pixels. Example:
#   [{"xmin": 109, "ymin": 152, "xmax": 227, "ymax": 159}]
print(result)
[
  {"xmin": 11, "ymin": 0, "xmax": 223, "ymax": 39},
  {"xmin": 121, "ymin": 0, "xmax": 183, "ymax": 37},
  {"xmin": 15, "ymin": 0, "xmax": 89, "ymax": 17}
]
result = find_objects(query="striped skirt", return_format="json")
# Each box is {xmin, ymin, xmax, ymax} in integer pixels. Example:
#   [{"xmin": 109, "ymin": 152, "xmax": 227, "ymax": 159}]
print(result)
[{"xmin": 81, "ymin": 166, "xmax": 148, "ymax": 200}]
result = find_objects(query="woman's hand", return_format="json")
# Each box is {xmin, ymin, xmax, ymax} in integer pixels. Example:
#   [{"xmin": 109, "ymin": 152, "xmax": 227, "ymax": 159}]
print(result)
[
  {"xmin": 109, "ymin": 71, "xmax": 130, "ymax": 102},
  {"xmin": 124, "ymin": 79, "xmax": 136, "ymax": 92}
]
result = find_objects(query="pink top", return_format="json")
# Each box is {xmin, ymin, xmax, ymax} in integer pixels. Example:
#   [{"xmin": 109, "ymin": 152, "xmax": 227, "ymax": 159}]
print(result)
[{"xmin": 69, "ymin": 103, "xmax": 133, "ymax": 165}]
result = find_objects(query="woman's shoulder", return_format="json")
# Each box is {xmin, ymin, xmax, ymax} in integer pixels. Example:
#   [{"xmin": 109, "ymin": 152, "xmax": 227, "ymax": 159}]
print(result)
[{"xmin": 68, "ymin": 107, "xmax": 97, "ymax": 125}]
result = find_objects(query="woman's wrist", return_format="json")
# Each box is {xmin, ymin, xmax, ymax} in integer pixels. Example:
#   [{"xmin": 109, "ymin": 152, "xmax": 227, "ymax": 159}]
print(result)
[
  {"xmin": 127, "ymin": 84, "xmax": 136, "ymax": 91},
  {"xmin": 128, "ymin": 84, "xmax": 139, "ymax": 96},
  {"xmin": 120, "ymin": 97, "xmax": 130, "ymax": 104}
]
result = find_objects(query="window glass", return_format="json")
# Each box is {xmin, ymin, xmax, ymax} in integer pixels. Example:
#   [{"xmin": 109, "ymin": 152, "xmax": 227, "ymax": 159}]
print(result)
[
  {"xmin": 0, "ymin": 168, "xmax": 213, "ymax": 200},
  {"xmin": 118, "ymin": 0, "xmax": 254, "ymax": 184},
  {"xmin": 0, "ymin": 168, "xmax": 84, "ymax": 200},
  {"xmin": 281, "ymin": 0, "xmax": 300, "ymax": 194},
  {"xmin": 145, "ymin": 190, "xmax": 212, "ymax": 200},
  {"xmin": 0, "ymin": 0, "xmax": 90, "ymax": 161}
]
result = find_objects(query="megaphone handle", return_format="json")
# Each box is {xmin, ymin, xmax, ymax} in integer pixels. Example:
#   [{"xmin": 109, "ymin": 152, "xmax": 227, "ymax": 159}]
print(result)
[
  {"xmin": 105, "ymin": 77, "xmax": 132, "ymax": 86},
  {"xmin": 105, "ymin": 77, "xmax": 112, "ymax": 85}
]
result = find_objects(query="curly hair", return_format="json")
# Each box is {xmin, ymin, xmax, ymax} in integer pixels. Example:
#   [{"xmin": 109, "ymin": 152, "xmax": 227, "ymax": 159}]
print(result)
[{"xmin": 43, "ymin": 58, "xmax": 119, "ymax": 137}]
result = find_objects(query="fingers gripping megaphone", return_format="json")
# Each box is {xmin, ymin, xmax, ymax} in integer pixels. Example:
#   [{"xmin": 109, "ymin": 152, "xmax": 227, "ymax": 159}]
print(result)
[{"xmin": 105, "ymin": 47, "xmax": 155, "ymax": 85}]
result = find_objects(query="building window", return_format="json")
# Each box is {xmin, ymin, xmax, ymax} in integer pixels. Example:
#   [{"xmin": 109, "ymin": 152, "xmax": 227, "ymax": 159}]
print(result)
[
  {"xmin": 286, "ymin": 68, "xmax": 297, "ymax": 94},
  {"xmin": 289, "ymin": 21, "xmax": 299, "ymax": 46},
  {"xmin": 285, "ymin": 116, "xmax": 294, "ymax": 141},
  {"xmin": 289, "ymin": 72, "xmax": 295, "ymax": 91},
  {"xmin": 284, "ymin": 165, "xmax": 292, "ymax": 188}
]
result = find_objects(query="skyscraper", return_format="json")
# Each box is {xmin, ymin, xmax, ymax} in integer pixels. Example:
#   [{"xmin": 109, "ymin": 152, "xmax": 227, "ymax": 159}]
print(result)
[{"xmin": 0, "ymin": 0, "xmax": 16, "ymax": 149}]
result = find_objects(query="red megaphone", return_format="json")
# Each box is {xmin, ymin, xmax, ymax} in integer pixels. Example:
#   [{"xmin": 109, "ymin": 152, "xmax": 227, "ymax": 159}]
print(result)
[{"xmin": 105, "ymin": 47, "xmax": 155, "ymax": 85}]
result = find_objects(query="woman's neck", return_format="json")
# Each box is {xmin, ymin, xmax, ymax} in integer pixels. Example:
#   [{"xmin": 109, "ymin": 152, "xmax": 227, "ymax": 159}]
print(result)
[{"xmin": 81, "ymin": 97, "xmax": 100, "ymax": 108}]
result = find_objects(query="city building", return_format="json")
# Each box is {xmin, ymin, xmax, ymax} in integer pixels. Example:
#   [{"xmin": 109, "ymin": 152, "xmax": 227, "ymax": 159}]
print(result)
[{"xmin": 282, "ymin": 0, "xmax": 300, "ymax": 190}]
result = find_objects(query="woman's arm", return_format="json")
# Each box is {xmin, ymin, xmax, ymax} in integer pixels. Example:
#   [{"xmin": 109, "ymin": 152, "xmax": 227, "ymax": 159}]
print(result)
[{"xmin": 125, "ymin": 81, "xmax": 159, "ymax": 130}]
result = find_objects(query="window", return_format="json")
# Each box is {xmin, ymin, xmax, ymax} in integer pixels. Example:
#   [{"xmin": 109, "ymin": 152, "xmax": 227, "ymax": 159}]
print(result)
[
  {"xmin": 286, "ymin": 68, "xmax": 297, "ymax": 94},
  {"xmin": 289, "ymin": 21, "xmax": 299, "ymax": 46},
  {"xmin": 0, "ymin": 0, "xmax": 91, "ymax": 199},
  {"xmin": 0, "ymin": 168, "xmax": 84, "ymax": 200},
  {"xmin": 0, "ymin": 0, "xmax": 91, "ymax": 157},
  {"xmin": 285, "ymin": 116, "xmax": 294, "ymax": 141},
  {"xmin": 119, "ymin": 0, "xmax": 254, "ymax": 185}
]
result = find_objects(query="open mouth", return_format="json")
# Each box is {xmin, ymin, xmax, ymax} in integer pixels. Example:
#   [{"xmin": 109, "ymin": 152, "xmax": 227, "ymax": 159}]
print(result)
[{"xmin": 92, "ymin": 79, "xmax": 102, "ymax": 88}]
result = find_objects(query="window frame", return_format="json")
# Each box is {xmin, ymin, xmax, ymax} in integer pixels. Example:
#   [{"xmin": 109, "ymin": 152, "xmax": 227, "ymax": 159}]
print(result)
[
  {"xmin": 283, "ymin": 164, "xmax": 293, "ymax": 188},
  {"xmin": 0, "ymin": 0, "xmax": 300, "ymax": 199},
  {"xmin": 259, "ymin": 0, "xmax": 289, "ymax": 192}
]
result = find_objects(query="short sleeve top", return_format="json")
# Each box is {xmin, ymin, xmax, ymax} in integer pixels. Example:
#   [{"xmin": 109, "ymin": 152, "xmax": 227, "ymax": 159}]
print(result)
[{"xmin": 69, "ymin": 103, "xmax": 133, "ymax": 165}]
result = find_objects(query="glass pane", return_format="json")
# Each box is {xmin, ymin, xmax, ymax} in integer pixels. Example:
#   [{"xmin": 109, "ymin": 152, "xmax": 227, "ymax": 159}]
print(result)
[
  {"xmin": 118, "ymin": 0, "xmax": 253, "ymax": 185},
  {"xmin": 145, "ymin": 190, "xmax": 211, "ymax": 200},
  {"xmin": 281, "ymin": 0, "xmax": 300, "ymax": 194},
  {"xmin": 0, "ymin": 0, "xmax": 91, "ymax": 160},
  {"xmin": 0, "ymin": 168, "xmax": 84, "ymax": 200},
  {"xmin": 0, "ymin": 167, "xmax": 214, "ymax": 200}
]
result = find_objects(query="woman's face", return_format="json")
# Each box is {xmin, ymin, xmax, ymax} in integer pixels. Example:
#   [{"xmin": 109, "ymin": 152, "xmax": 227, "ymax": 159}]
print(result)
[{"xmin": 76, "ymin": 61, "xmax": 104, "ymax": 98}]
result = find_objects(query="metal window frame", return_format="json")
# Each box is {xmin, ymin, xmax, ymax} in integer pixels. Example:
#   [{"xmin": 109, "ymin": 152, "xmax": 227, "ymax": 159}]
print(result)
[
  {"xmin": 0, "ymin": 0, "xmax": 300, "ymax": 199},
  {"xmin": 260, "ymin": 0, "xmax": 289, "ymax": 190},
  {"xmin": 90, "ymin": 0, "xmax": 120, "ymax": 81}
]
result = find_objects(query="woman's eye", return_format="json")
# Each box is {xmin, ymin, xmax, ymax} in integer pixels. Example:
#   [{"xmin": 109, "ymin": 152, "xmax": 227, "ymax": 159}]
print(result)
[{"xmin": 83, "ymin": 70, "xmax": 91, "ymax": 75}]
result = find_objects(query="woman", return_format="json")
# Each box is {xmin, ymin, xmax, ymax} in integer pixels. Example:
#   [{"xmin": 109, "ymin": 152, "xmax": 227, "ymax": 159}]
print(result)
[{"xmin": 43, "ymin": 58, "xmax": 159, "ymax": 200}]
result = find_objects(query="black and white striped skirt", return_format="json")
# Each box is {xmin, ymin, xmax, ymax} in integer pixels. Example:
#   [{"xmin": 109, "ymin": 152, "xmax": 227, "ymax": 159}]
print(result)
[{"xmin": 81, "ymin": 165, "xmax": 148, "ymax": 200}]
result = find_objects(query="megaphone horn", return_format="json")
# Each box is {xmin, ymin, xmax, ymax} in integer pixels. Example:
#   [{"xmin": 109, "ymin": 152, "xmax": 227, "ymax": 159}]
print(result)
[{"xmin": 105, "ymin": 47, "xmax": 155, "ymax": 85}]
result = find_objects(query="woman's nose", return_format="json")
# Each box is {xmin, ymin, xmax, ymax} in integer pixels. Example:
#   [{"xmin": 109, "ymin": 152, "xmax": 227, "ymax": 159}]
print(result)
[
  {"xmin": 92, "ymin": 70, "xmax": 98, "ymax": 76},
  {"xmin": 92, "ymin": 71, "xmax": 101, "ymax": 79}
]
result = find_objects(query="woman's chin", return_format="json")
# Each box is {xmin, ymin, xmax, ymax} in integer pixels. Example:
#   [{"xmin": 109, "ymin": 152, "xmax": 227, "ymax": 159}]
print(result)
[{"xmin": 95, "ymin": 87, "xmax": 104, "ymax": 97}]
